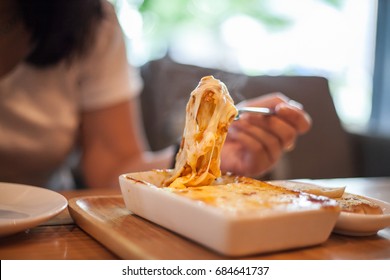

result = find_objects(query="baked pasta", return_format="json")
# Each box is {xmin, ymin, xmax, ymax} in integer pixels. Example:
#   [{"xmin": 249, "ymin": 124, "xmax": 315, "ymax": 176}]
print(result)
[
  {"xmin": 170, "ymin": 174, "xmax": 338, "ymax": 213},
  {"xmin": 164, "ymin": 76, "xmax": 238, "ymax": 188}
]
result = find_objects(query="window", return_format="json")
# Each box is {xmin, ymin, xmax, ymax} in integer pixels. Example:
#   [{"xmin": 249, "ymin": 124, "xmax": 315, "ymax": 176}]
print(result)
[
  {"xmin": 114, "ymin": 0, "xmax": 377, "ymax": 132},
  {"xmin": 371, "ymin": 0, "xmax": 390, "ymax": 136}
]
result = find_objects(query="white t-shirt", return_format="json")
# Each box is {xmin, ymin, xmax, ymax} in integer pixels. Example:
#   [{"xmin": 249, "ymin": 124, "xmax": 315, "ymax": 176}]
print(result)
[{"xmin": 0, "ymin": 2, "xmax": 141, "ymax": 189}]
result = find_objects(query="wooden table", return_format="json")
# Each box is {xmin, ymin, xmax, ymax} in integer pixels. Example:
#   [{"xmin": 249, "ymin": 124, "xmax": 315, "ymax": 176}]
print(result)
[{"xmin": 1, "ymin": 177, "xmax": 390, "ymax": 260}]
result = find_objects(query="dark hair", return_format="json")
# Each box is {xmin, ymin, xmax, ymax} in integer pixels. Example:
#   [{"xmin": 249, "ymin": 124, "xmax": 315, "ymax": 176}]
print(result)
[{"xmin": 17, "ymin": 0, "xmax": 104, "ymax": 67}]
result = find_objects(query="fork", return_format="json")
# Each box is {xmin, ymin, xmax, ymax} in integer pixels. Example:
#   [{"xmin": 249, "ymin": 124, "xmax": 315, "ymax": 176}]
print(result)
[{"xmin": 234, "ymin": 107, "xmax": 274, "ymax": 120}]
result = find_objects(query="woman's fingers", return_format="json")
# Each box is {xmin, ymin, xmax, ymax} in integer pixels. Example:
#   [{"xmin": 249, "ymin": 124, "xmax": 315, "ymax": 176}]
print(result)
[
  {"xmin": 222, "ymin": 92, "xmax": 312, "ymax": 178},
  {"xmin": 228, "ymin": 124, "xmax": 281, "ymax": 164},
  {"xmin": 275, "ymin": 102, "xmax": 312, "ymax": 134},
  {"xmin": 234, "ymin": 113, "xmax": 298, "ymax": 151}
]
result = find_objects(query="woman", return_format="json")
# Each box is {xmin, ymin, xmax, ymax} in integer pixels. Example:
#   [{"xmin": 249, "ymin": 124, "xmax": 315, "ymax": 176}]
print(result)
[{"xmin": 0, "ymin": 0, "xmax": 311, "ymax": 189}]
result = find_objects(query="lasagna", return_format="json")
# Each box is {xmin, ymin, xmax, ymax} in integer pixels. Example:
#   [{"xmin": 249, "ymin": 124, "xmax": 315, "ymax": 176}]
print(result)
[
  {"xmin": 159, "ymin": 76, "xmax": 341, "ymax": 214},
  {"xmin": 164, "ymin": 76, "xmax": 238, "ymax": 188},
  {"xmin": 168, "ymin": 174, "xmax": 338, "ymax": 213}
]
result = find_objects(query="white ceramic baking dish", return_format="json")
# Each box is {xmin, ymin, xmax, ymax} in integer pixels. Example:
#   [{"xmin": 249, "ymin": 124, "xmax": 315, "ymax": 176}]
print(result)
[{"xmin": 119, "ymin": 170, "xmax": 340, "ymax": 257}]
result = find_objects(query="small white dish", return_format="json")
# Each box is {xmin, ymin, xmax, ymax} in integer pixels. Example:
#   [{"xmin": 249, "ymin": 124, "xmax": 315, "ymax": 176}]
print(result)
[
  {"xmin": 0, "ymin": 182, "xmax": 68, "ymax": 237},
  {"xmin": 333, "ymin": 196, "xmax": 390, "ymax": 236},
  {"xmin": 268, "ymin": 180, "xmax": 390, "ymax": 236}
]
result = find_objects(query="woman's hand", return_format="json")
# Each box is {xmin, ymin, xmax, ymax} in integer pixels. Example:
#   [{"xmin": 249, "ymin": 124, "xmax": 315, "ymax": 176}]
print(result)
[{"xmin": 220, "ymin": 92, "xmax": 312, "ymax": 178}]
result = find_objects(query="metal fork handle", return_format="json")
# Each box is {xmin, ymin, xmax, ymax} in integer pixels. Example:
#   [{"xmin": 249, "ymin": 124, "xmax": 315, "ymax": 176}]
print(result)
[{"xmin": 235, "ymin": 107, "xmax": 274, "ymax": 120}]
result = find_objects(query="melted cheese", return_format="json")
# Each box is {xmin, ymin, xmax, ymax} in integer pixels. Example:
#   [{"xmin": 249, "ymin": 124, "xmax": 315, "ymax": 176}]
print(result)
[
  {"xmin": 164, "ymin": 76, "xmax": 238, "ymax": 188},
  {"xmin": 162, "ymin": 173, "xmax": 338, "ymax": 213},
  {"xmin": 159, "ymin": 76, "xmax": 338, "ymax": 213}
]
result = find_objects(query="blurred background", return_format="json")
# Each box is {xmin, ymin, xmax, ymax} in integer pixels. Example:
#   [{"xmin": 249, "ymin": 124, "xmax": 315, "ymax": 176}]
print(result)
[{"xmin": 109, "ymin": 0, "xmax": 389, "ymax": 137}]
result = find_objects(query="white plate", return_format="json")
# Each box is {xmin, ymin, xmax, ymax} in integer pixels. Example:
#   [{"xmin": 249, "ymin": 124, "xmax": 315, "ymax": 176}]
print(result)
[
  {"xmin": 0, "ymin": 182, "xmax": 68, "ymax": 237},
  {"xmin": 119, "ymin": 171, "xmax": 340, "ymax": 256},
  {"xmin": 268, "ymin": 180, "xmax": 390, "ymax": 236},
  {"xmin": 333, "ymin": 196, "xmax": 390, "ymax": 236}
]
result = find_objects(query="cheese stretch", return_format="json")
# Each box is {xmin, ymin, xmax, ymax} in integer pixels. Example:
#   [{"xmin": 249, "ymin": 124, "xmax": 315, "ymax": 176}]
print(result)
[{"xmin": 164, "ymin": 76, "xmax": 238, "ymax": 188}]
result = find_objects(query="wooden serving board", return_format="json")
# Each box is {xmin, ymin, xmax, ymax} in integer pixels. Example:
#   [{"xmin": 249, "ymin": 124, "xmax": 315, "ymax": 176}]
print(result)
[
  {"xmin": 68, "ymin": 195, "xmax": 390, "ymax": 260},
  {"xmin": 68, "ymin": 196, "xmax": 226, "ymax": 260}
]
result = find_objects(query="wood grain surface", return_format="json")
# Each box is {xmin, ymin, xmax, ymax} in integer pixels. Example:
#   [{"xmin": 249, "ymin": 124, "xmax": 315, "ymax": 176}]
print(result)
[
  {"xmin": 67, "ymin": 195, "xmax": 390, "ymax": 260},
  {"xmin": 1, "ymin": 177, "xmax": 390, "ymax": 260}
]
